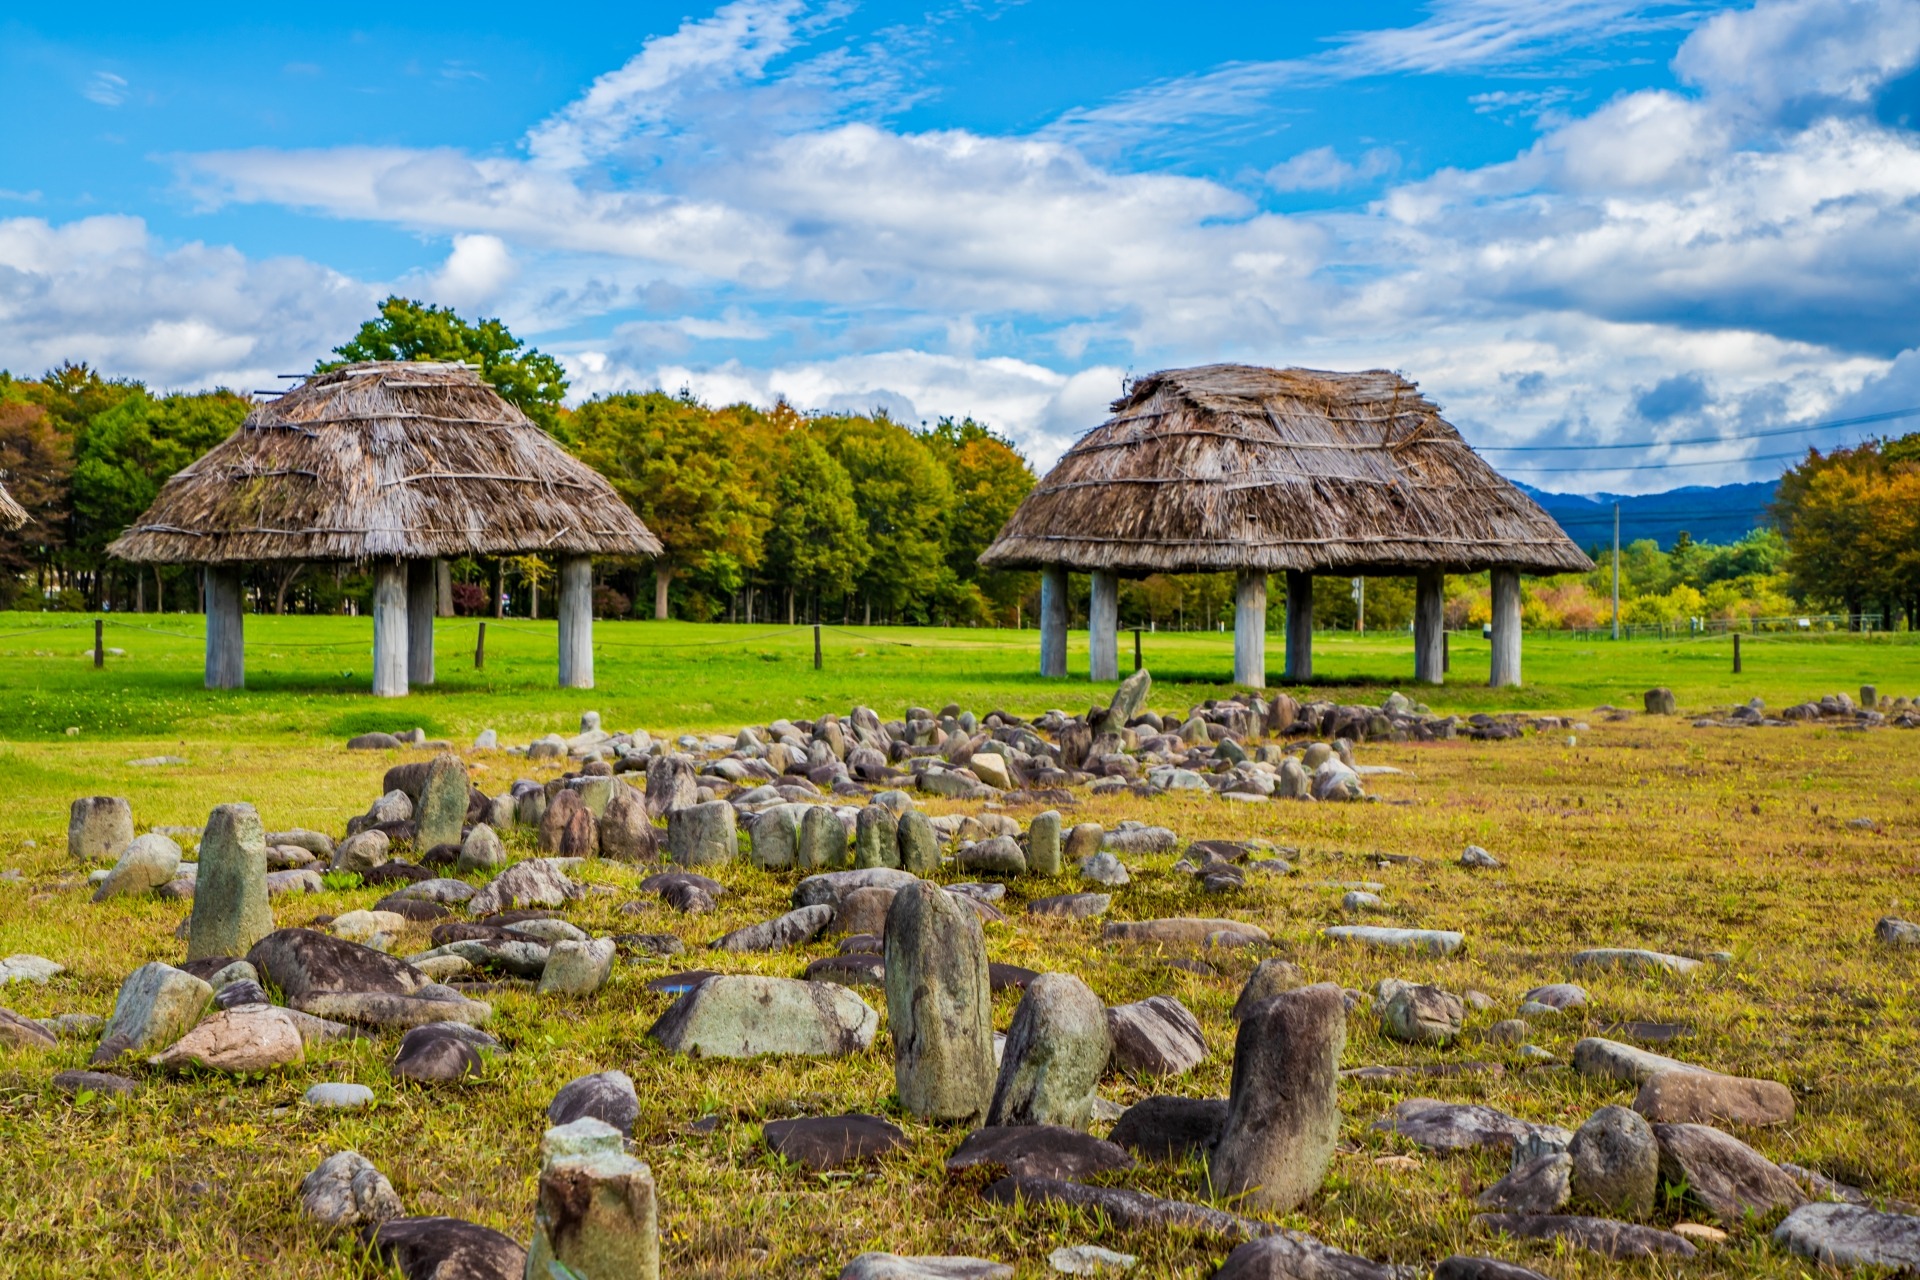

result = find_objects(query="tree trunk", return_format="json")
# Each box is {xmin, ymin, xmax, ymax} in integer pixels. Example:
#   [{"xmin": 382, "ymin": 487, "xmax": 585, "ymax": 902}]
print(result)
[
  {"xmin": 154, "ymin": 566, "xmax": 164, "ymax": 615},
  {"xmin": 654, "ymin": 565, "xmax": 672, "ymax": 621},
  {"xmin": 787, "ymin": 588, "xmax": 795, "ymax": 626},
  {"xmin": 493, "ymin": 560, "xmax": 505, "ymax": 618}
]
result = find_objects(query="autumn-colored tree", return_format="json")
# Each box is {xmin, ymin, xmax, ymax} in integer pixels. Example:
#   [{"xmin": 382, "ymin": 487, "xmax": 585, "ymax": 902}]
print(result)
[
  {"xmin": 572, "ymin": 391, "xmax": 770, "ymax": 619},
  {"xmin": 929, "ymin": 416, "xmax": 1036, "ymax": 620}
]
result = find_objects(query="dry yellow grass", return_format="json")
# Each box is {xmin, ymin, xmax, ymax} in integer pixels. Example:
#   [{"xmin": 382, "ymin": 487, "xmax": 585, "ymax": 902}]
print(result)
[{"xmin": 1, "ymin": 714, "xmax": 1917, "ymax": 1279}]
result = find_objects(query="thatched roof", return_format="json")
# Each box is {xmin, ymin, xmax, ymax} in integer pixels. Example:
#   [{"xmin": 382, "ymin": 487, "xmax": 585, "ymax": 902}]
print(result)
[
  {"xmin": 109, "ymin": 362, "xmax": 661, "ymax": 564},
  {"xmin": 979, "ymin": 364, "xmax": 1591, "ymax": 576},
  {"xmin": 0, "ymin": 480, "xmax": 25, "ymax": 530}
]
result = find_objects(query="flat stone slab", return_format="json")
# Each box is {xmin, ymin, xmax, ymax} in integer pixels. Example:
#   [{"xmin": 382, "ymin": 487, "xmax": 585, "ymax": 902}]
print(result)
[
  {"xmin": 1773, "ymin": 1202, "xmax": 1920, "ymax": 1269},
  {"xmin": 841, "ymin": 1255, "xmax": 1012, "ymax": 1280},
  {"xmin": 1212, "ymin": 1234, "xmax": 1419, "ymax": 1279},
  {"xmin": 1571, "ymin": 1037, "xmax": 1713, "ymax": 1086},
  {"xmin": 765, "ymin": 1113, "xmax": 907, "ymax": 1170},
  {"xmin": 649, "ymin": 975, "xmax": 878, "ymax": 1058},
  {"xmin": 945, "ymin": 1125, "xmax": 1134, "ymax": 1181},
  {"xmin": 1473, "ymin": 1213, "xmax": 1698, "ymax": 1260},
  {"xmin": 805, "ymin": 954, "xmax": 886, "ymax": 987},
  {"xmin": 52, "ymin": 1069, "xmax": 139, "ymax": 1096},
  {"xmin": 983, "ymin": 1175, "xmax": 1270, "ymax": 1242},
  {"xmin": 1107, "ymin": 1096, "xmax": 1228, "ymax": 1161},
  {"xmin": 1103, "ymin": 919, "xmax": 1270, "ymax": 947},
  {"xmin": 1028, "ymin": 893, "xmax": 1111, "ymax": 920},
  {"xmin": 1323, "ymin": 926, "xmax": 1463, "ymax": 956},
  {"xmin": 1569, "ymin": 948, "xmax": 1700, "ymax": 976},
  {"xmin": 1345, "ymin": 1062, "xmax": 1505, "ymax": 1084},
  {"xmin": 1635, "ymin": 1069, "xmax": 1794, "ymax": 1126},
  {"xmin": 1373, "ymin": 1099, "xmax": 1571, "ymax": 1154},
  {"xmin": 1599, "ymin": 1019, "xmax": 1691, "ymax": 1044}
]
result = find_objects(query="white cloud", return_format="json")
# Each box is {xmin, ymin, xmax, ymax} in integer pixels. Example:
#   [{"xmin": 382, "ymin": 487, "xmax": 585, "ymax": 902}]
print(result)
[
  {"xmin": 0, "ymin": 215, "xmax": 375, "ymax": 390},
  {"xmin": 1674, "ymin": 0, "xmax": 1920, "ymax": 119},
  {"xmin": 83, "ymin": 71, "xmax": 129, "ymax": 107},
  {"xmin": 1266, "ymin": 146, "xmax": 1401, "ymax": 192},
  {"xmin": 418, "ymin": 233, "xmax": 517, "ymax": 311}
]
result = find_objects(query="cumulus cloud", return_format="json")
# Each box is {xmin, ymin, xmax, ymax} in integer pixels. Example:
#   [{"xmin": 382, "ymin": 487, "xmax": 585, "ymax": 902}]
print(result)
[
  {"xmin": 0, "ymin": 215, "xmax": 375, "ymax": 389},
  {"xmin": 1266, "ymin": 146, "xmax": 1401, "ymax": 191}
]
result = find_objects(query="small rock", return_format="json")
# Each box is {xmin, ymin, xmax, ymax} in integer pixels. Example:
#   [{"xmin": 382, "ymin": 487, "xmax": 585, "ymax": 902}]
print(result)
[
  {"xmin": 1570, "ymin": 947, "xmax": 1700, "ymax": 977},
  {"xmin": 300, "ymin": 1150, "xmax": 403, "ymax": 1229},
  {"xmin": 1476, "ymin": 1153, "xmax": 1573, "ymax": 1214},
  {"xmin": 840, "ymin": 1254, "xmax": 1012, "ymax": 1280},
  {"xmin": 1460, "ymin": 845, "xmax": 1502, "ymax": 870},
  {"xmin": 1473, "ymin": 1213, "xmax": 1696, "ymax": 1260},
  {"xmin": 1653, "ymin": 1122, "xmax": 1805, "ymax": 1224},
  {"xmin": 988, "ymin": 972, "xmax": 1111, "ymax": 1130},
  {"xmin": 548, "ymin": 1069, "xmax": 640, "ymax": 1137},
  {"xmin": 151, "ymin": 1004, "xmax": 305, "ymax": 1073},
  {"xmin": 1105, "ymin": 996, "xmax": 1206, "ymax": 1076},
  {"xmin": 1772, "ymin": 1202, "xmax": 1920, "ymax": 1269},
  {"xmin": 364, "ymin": 1216, "xmax": 527, "ymax": 1280},
  {"xmin": 1108, "ymin": 1096, "xmax": 1228, "ymax": 1161},
  {"xmin": 1633, "ymin": 1068, "xmax": 1794, "ymax": 1126},
  {"xmin": 1323, "ymin": 925, "xmax": 1463, "ymax": 956},
  {"xmin": 537, "ymin": 938, "xmax": 617, "ymax": 996},
  {"xmin": 1379, "ymin": 983, "xmax": 1464, "ymax": 1045},
  {"xmin": 1078, "ymin": 852, "xmax": 1129, "ymax": 886},
  {"xmin": 946, "ymin": 1124, "xmax": 1133, "ymax": 1181},
  {"xmin": 765, "ymin": 1113, "xmax": 907, "ymax": 1171},
  {"xmin": 1569, "ymin": 1105, "xmax": 1659, "ymax": 1217},
  {"xmin": 1049, "ymin": 1245, "xmax": 1136, "ymax": 1275},
  {"xmin": 306, "ymin": 1082, "xmax": 375, "ymax": 1110},
  {"xmin": 649, "ymin": 976, "xmax": 878, "ymax": 1058}
]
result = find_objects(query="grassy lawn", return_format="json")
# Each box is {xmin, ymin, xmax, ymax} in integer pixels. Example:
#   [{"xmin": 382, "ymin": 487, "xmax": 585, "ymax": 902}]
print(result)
[{"xmin": 1, "ymin": 613, "xmax": 1917, "ymax": 1278}]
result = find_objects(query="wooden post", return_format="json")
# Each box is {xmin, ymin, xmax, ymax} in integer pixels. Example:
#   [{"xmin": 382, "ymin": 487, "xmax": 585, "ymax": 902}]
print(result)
[
  {"xmin": 1232, "ymin": 569, "xmax": 1267, "ymax": 687},
  {"xmin": 1038, "ymin": 565, "xmax": 1069, "ymax": 677},
  {"xmin": 475, "ymin": 621, "xmax": 487, "ymax": 670},
  {"xmin": 406, "ymin": 560, "xmax": 436, "ymax": 687},
  {"xmin": 813, "ymin": 624, "xmax": 822, "ymax": 670},
  {"xmin": 1443, "ymin": 629, "xmax": 1450, "ymax": 673},
  {"xmin": 1133, "ymin": 628, "xmax": 1142, "ymax": 672},
  {"xmin": 1733, "ymin": 632, "xmax": 1742, "ymax": 674},
  {"xmin": 1283, "ymin": 570, "xmax": 1313, "ymax": 682},
  {"xmin": 434, "ymin": 558, "xmax": 454, "ymax": 617},
  {"xmin": 93, "ymin": 618, "xmax": 104, "ymax": 668},
  {"xmin": 203, "ymin": 565, "xmax": 245, "ymax": 690},
  {"xmin": 1489, "ymin": 567, "xmax": 1522, "ymax": 687},
  {"xmin": 1088, "ymin": 569, "xmax": 1119, "ymax": 681},
  {"xmin": 1413, "ymin": 568, "xmax": 1445, "ymax": 685},
  {"xmin": 372, "ymin": 561, "xmax": 408, "ymax": 697},
  {"xmin": 557, "ymin": 555, "xmax": 594, "ymax": 689}
]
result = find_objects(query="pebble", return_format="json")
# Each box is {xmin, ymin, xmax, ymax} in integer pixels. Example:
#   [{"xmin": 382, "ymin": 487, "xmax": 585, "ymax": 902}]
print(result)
[
  {"xmin": 1323, "ymin": 925, "xmax": 1463, "ymax": 956},
  {"xmin": 1048, "ymin": 1245, "xmax": 1136, "ymax": 1275},
  {"xmin": 306, "ymin": 1082, "xmax": 376, "ymax": 1110}
]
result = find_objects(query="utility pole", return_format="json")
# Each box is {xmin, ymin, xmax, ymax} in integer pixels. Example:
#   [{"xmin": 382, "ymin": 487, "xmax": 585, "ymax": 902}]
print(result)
[{"xmin": 1611, "ymin": 502, "xmax": 1621, "ymax": 640}]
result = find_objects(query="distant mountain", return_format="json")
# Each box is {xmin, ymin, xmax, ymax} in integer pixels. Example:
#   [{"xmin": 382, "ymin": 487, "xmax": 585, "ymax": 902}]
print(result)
[{"xmin": 1516, "ymin": 480, "xmax": 1779, "ymax": 553}]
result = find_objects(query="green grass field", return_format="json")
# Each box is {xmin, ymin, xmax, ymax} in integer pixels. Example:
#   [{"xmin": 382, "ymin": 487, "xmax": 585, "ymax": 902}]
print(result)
[{"xmin": 1, "ymin": 613, "xmax": 1918, "ymax": 1279}]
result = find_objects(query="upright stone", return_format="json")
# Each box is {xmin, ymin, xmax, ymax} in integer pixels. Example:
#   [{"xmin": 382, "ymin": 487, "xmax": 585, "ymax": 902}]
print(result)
[
  {"xmin": 987, "ymin": 973, "xmax": 1112, "ymax": 1131},
  {"xmin": 188, "ymin": 803, "xmax": 274, "ymax": 962},
  {"xmin": 669, "ymin": 801, "xmax": 737, "ymax": 867},
  {"xmin": 414, "ymin": 754, "xmax": 469, "ymax": 852},
  {"xmin": 885, "ymin": 880, "xmax": 994, "ymax": 1123},
  {"xmin": 750, "ymin": 805, "xmax": 805, "ymax": 870},
  {"xmin": 897, "ymin": 810, "xmax": 941, "ymax": 876},
  {"xmin": 599, "ymin": 783, "xmax": 658, "ymax": 862},
  {"xmin": 1027, "ymin": 811, "xmax": 1063, "ymax": 877},
  {"xmin": 1108, "ymin": 669, "xmax": 1152, "ymax": 724},
  {"xmin": 527, "ymin": 1118, "xmax": 659, "ymax": 1280},
  {"xmin": 541, "ymin": 789, "xmax": 599, "ymax": 857},
  {"xmin": 69, "ymin": 796, "xmax": 134, "ymax": 862},
  {"xmin": 1569, "ymin": 1105, "xmax": 1658, "ymax": 1216},
  {"xmin": 644, "ymin": 754, "xmax": 698, "ymax": 819},
  {"xmin": 1644, "ymin": 688, "xmax": 1677, "ymax": 716},
  {"xmin": 1210, "ymin": 983, "xmax": 1346, "ymax": 1212},
  {"xmin": 800, "ymin": 806, "xmax": 849, "ymax": 871},
  {"xmin": 93, "ymin": 962, "xmax": 213, "ymax": 1061},
  {"xmin": 855, "ymin": 805, "xmax": 900, "ymax": 870}
]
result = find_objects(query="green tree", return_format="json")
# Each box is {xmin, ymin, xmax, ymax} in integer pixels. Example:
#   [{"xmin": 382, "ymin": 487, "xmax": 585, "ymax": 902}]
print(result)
[
  {"xmin": 323, "ymin": 297, "xmax": 568, "ymax": 434},
  {"xmin": 812, "ymin": 415, "xmax": 954, "ymax": 622},
  {"xmin": 71, "ymin": 388, "xmax": 249, "ymax": 562},
  {"xmin": 929, "ymin": 416, "xmax": 1036, "ymax": 620},
  {"xmin": 572, "ymin": 391, "xmax": 768, "ymax": 619},
  {"xmin": 763, "ymin": 432, "xmax": 869, "ymax": 621}
]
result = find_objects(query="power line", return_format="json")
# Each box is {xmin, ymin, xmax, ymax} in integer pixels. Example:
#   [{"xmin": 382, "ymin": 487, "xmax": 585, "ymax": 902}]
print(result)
[
  {"xmin": 1500, "ymin": 449, "xmax": 1809, "ymax": 474},
  {"xmin": 1474, "ymin": 405, "xmax": 1920, "ymax": 453}
]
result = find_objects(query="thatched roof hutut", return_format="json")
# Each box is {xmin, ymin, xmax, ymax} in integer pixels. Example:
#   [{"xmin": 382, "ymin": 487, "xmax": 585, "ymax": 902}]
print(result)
[
  {"xmin": 0, "ymin": 480, "xmax": 25, "ymax": 530},
  {"xmin": 980, "ymin": 364, "xmax": 1590, "ymax": 576},
  {"xmin": 109, "ymin": 361, "xmax": 660, "ymax": 564}
]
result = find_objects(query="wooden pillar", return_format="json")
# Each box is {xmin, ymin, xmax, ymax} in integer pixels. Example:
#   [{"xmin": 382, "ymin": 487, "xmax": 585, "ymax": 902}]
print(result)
[
  {"xmin": 203, "ymin": 565, "xmax": 245, "ymax": 690},
  {"xmin": 406, "ymin": 560, "xmax": 436, "ymax": 687},
  {"xmin": 1284, "ymin": 570, "xmax": 1314, "ymax": 682},
  {"xmin": 1490, "ymin": 566, "xmax": 1522, "ymax": 688},
  {"xmin": 1232, "ymin": 569, "xmax": 1267, "ymax": 687},
  {"xmin": 372, "ymin": 561, "xmax": 408, "ymax": 697},
  {"xmin": 558, "ymin": 554, "xmax": 594, "ymax": 689},
  {"xmin": 1413, "ymin": 568, "xmax": 1445, "ymax": 685},
  {"xmin": 434, "ymin": 558, "xmax": 454, "ymax": 617},
  {"xmin": 1088, "ymin": 569, "xmax": 1119, "ymax": 682},
  {"xmin": 1039, "ymin": 564, "xmax": 1069, "ymax": 678}
]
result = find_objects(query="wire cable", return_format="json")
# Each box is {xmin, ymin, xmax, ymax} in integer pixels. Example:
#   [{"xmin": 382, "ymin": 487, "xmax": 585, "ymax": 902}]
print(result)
[{"xmin": 1474, "ymin": 405, "xmax": 1920, "ymax": 453}]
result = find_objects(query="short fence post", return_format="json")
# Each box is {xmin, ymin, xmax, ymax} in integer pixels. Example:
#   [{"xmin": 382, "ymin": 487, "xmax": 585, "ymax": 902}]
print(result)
[
  {"xmin": 813, "ymin": 624, "xmax": 822, "ymax": 671},
  {"xmin": 475, "ymin": 621, "xmax": 486, "ymax": 670},
  {"xmin": 1733, "ymin": 632, "xmax": 1741, "ymax": 674},
  {"xmin": 94, "ymin": 618, "xmax": 104, "ymax": 668},
  {"xmin": 1133, "ymin": 628, "xmax": 1142, "ymax": 672},
  {"xmin": 1442, "ymin": 630, "xmax": 1450, "ymax": 674}
]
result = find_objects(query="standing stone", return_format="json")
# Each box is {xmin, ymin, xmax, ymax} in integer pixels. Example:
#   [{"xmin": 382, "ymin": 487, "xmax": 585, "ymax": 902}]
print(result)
[
  {"xmin": 414, "ymin": 754, "xmax": 468, "ymax": 852},
  {"xmin": 1108, "ymin": 668, "xmax": 1152, "ymax": 724},
  {"xmin": 644, "ymin": 754, "xmax": 699, "ymax": 818},
  {"xmin": 885, "ymin": 879, "xmax": 995, "ymax": 1123},
  {"xmin": 92, "ymin": 962, "xmax": 213, "ymax": 1062},
  {"xmin": 1570, "ymin": 1105, "xmax": 1659, "ymax": 1217},
  {"xmin": 1644, "ymin": 688, "xmax": 1677, "ymax": 715},
  {"xmin": 527, "ymin": 1119, "xmax": 659, "ymax": 1280},
  {"xmin": 799, "ymin": 806, "xmax": 849, "ymax": 871},
  {"xmin": 1063, "ymin": 823, "xmax": 1104, "ymax": 865},
  {"xmin": 987, "ymin": 973, "xmax": 1112, "ymax": 1130},
  {"xmin": 856, "ymin": 805, "xmax": 901, "ymax": 870},
  {"xmin": 456, "ymin": 824, "xmax": 506, "ymax": 874},
  {"xmin": 599, "ymin": 783, "xmax": 658, "ymax": 862},
  {"xmin": 69, "ymin": 796, "xmax": 134, "ymax": 862},
  {"xmin": 750, "ymin": 805, "xmax": 805, "ymax": 870},
  {"xmin": 1210, "ymin": 983, "xmax": 1346, "ymax": 1213},
  {"xmin": 538, "ymin": 938, "xmax": 617, "ymax": 996},
  {"xmin": 897, "ymin": 810, "xmax": 941, "ymax": 876},
  {"xmin": 540, "ymin": 789, "xmax": 598, "ymax": 857},
  {"xmin": 187, "ymin": 803, "xmax": 274, "ymax": 962},
  {"xmin": 668, "ymin": 801, "xmax": 737, "ymax": 867},
  {"xmin": 1232, "ymin": 959, "xmax": 1306, "ymax": 1020},
  {"xmin": 1027, "ymin": 811, "xmax": 1063, "ymax": 877}
]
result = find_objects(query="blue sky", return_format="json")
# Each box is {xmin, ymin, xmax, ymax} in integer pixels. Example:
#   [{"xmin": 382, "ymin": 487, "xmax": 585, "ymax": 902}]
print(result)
[{"xmin": 4, "ymin": 0, "xmax": 1919, "ymax": 492}]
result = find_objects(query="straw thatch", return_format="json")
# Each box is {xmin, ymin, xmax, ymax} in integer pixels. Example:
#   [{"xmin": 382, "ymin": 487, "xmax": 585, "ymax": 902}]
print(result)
[
  {"xmin": 0, "ymin": 480, "xmax": 26, "ymax": 530},
  {"xmin": 109, "ymin": 362, "xmax": 661, "ymax": 564},
  {"xmin": 980, "ymin": 364, "xmax": 1591, "ymax": 575}
]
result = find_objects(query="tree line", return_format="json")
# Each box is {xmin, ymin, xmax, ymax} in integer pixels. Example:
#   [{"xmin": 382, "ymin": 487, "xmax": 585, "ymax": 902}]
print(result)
[{"xmin": 0, "ymin": 296, "xmax": 1905, "ymax": 630}]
